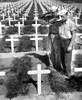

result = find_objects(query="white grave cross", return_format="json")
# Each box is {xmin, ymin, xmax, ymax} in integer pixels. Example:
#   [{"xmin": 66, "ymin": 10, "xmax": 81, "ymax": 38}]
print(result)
[
  {"xmin": 6, "ymin": 16, "xmax": 13, "ymax": 26},
  {"xmin": 12, "ymin": 13, "xmax": 17, "ymax": 21},
  {"xmin": 74, "ymin": 15, "xmax": 80, "ymax": 26},
  {"xmin": 23, "ymin": 13, "xmax": 28, "ymax": 20},
  {"xmin": 15, "ymin": 22, "xmax": 23, "ymax": 35},
  {"xmin": 74, "ymin": 68, "xmax": 82, "ymax": 72},
  {"xmin": 7, "ymin": 10, "xmax": 11, "ymax": 17},
  {"xmin": 6, "ymin": 35, "xmax": 19, "ymax": 53},
  {"xmin": 1, "ymin": 13, "xmax": 5, "ymax": 21},
  {"xmin": 20, "ymin": 16, "xmax": 26, "ymax": 25},
  {"xmin": 28, "ymin": 64, "xmax": 51, "ymax": 95},
  {"xmin": 0, "ymin": 71, "xmax": 5, "ymax": 76},
  {"xmin": 31, "ymin": 16, "xmax": 43, "ymax": 51}
]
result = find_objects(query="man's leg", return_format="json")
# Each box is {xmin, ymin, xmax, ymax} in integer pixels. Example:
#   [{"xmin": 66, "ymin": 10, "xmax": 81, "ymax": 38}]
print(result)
[
  {"xmin": 61, "ymin": 39, "xmax": 70, "ymax": 75},
  {"xmin": 65, "ymin": 51, "xmax": 72, "ymax": 76},
  {"xmin": 61, "ymin": 46, "xmax": 68, "ymax": 74}
]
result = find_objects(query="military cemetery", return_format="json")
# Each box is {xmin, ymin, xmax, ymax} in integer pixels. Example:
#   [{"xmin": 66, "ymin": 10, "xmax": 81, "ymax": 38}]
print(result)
[{"xmin": 0, "ymin": 0, "xmax": 82, "ymax": 100}]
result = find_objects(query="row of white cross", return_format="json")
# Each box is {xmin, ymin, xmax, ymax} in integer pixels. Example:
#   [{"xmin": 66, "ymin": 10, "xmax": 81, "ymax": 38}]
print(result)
[
  {"xmin": 0, "ymin": 0, "xmax": 50, "ymax": 53},
  {"xmin": 31, "ymin": 0, "xmax": 43, "ymax": 51}
]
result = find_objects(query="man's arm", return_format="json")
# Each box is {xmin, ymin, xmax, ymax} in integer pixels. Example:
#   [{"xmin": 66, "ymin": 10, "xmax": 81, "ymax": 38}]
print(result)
[{"xmin": 67, "ymin": 30, "xmax": 76, "ymax": 51}]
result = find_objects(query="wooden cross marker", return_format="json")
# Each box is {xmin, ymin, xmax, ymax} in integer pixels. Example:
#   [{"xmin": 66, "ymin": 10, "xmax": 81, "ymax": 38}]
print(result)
[
  {"xmin": 6, "ymin": 16, "xmax": 13, "ymax": 26},
  {"xmin": 80, "ymin": 35, "xmax": 82, "ymax": 39},
  {"xmin": 7, "ymin": 10, "xmax": 10, "ymax": 17},
  {"xmin": 0, "ymin": 22, "xmax": 5, "ymax": 35},
  {"xmin": 28, "ymin": 64, "xmax": 51, "ymax": 95},
  {"xmin": 0, "ymin": 71, "xmax": 5, "ymax": 76},
  {"xmin": 20, "ymin": 16, "xmax": 26, "ymax": 25},
  {"xmin": 12, "ymin": 13, "xmax": 17, "ymax": 21},
  {"xmin": 6, "ymin": 35, "xmax": 19, "ymax": 53},
  {"xmin": 31, "ymin": 16, "xmax": 43, "ymax": 51},
  {"xmin": 1, "ymin": 13, "xmax": 5, "ymax": 21},
  {"xmin": 15, "ymin": 22, "xmax": 23, "ymax": 35},
  {"xmin": 23, "ymin": 13, "xmax": 28, "ymax": 20},
  {"xmin": 16, "ymin": 10, "xmax": 20, "ymax": 17},
  {"xmin": 74, "ymin": 15, "xmax": 80, "ymax": 26},
  {"xmin": 19, "ymin": 8, "xmax": 22, "ymax": 14},
  {"xmin": 74, "ymin": 68, "xmax": 82, "ymax": 72},
  {"xmin": 11, "ymin": 8, "xmax": 14, "ymax": 13}
]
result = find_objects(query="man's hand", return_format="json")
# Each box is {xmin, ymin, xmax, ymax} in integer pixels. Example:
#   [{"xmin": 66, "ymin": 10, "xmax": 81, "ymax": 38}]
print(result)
[{"xmin": 67, "ymin": 45, "xmax": 72, "ymax": 51}]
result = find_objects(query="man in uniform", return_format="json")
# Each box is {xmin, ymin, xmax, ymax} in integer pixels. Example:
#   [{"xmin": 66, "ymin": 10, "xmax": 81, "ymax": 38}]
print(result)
[{"xmin": 58, "ymin": 9, "xmax": 77, "ymax": 76}]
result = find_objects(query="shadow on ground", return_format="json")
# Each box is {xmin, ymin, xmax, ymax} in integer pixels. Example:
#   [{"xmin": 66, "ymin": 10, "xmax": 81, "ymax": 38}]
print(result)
[{"xmin": 48, "ymin": 68, "xmax": 82, "ymax": 93}]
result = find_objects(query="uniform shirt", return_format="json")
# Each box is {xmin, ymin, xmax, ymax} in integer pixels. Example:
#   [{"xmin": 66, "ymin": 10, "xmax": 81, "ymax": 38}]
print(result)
[{"xmin": 59, "ymin": 18, "xmax": 76, "ymax": 39}]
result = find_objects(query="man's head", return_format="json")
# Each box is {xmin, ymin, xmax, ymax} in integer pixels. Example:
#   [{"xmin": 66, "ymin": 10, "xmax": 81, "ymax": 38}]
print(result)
[
  {"xmin": 57, "ymin": 9, "xmax": 68, "ymax": 20},
  {"xmin": 49, "ymin": 6, "xmax": 58, "ymax": 13}
]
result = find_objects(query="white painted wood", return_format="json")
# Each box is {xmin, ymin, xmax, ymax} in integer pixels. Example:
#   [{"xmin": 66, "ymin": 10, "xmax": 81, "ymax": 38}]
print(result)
[
  {"xmin": 6, "ymin": 35, "xmax": 19, "ymax": 53},
  {"xmin": 31, "ymin": 16, "xmax": 43, "ymax": 51},
  {"xmin": 28, "ymin": 64, "xmax": 50, "ymax": 95},
  {"xmin": 0, "ymin": 71, "xmax": 5, "ymax": 76},
  {"xmin": 15, "ymin": 22, "xmax": 23, "ymax": 35},
  {"xmin": 6, "ymin": 16, "xmax": 13, "ymax": 26},
  {"xmin": 75, "ymin": 68, "xmax": 82, "ymax": 72}
]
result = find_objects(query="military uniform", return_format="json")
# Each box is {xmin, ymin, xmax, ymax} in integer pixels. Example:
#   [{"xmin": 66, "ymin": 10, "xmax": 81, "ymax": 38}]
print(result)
[{"xmin": 59, "ymin": 18, "xmax": 76, "ymax": 75}]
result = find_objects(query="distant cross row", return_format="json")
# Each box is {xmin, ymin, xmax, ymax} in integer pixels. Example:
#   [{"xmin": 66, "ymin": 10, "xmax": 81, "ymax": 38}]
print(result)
[{"xmin": 31, "ymin": 16, "xmax": 43, "ymax": 51}]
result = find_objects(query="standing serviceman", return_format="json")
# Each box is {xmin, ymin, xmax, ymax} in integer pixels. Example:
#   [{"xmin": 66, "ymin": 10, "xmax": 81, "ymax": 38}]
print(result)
[{"xmin": 58, "ymin": 9, "xmax": 77, "ymax": 76}]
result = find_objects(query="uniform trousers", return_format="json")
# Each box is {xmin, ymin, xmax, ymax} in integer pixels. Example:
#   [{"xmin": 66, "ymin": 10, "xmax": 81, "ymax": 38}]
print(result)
[{"xmin": 60, "ymin": 38, "xmax": 72, "ymax": 75}]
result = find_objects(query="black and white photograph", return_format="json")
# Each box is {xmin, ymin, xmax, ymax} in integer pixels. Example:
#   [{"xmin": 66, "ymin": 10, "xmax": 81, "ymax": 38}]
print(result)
[{"xmin": 0, "ymin": 0, "xmax": 82, "ymax": 100}]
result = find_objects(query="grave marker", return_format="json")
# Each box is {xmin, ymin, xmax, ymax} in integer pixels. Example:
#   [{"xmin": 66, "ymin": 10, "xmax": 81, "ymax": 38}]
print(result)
[
  {"xmin": 12, "ymin": 13, "xmax": 17, "ymax": 21},
  {"xmin": 20, "ymin": 16, "xmax": 26, "ymax": 25},
  {"xmin": 15, "ymin": 22, "xmax": 23, "ymax": 35},
  {"xmin": 74, "ymin": 15, "xmax": 80, "ymax": 26},
  {"xmin": 1, "ymin": 13, "xmax": 5, "ymax": 21},
  {"xmin": 31, "ymin": 16, "xmax": 43, "ymax": 51},
  {"xmin": 23, "ymin": 13, "xmax": 28, "ymax": 20},
  {"xmin": 7, "ymin": 10, "xmax": 11, "ymax": 17},
  {"xmin": 6, "ymin": 16, "xmax": 13, "ymax": 26},
  {"xmin": 6, "ymin": 35, "xmax": 19, "ymax": 53},
  {"xmin": 28, "ymin": 64, "xmax": 51, "ymax": 95},
  {"xmin": 0, "ymin": 71, "xmax": 5, "ymax": 76},
  {"xmin": 74, "ymin": 68, "xmax": 82, "ymax": 72}
]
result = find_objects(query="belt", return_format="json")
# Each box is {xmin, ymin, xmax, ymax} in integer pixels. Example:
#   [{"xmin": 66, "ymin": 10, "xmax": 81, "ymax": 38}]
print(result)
[{"xmin": 61, "ymin": 38, "xmax": 71, "ymax": 40}]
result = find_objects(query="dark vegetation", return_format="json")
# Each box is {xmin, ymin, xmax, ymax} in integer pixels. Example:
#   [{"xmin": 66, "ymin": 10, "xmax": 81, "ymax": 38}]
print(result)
[
  {"xmin": 5, "ymin": 56, "xmax": 37, "ymax": 100},
  {"xmin": 17, "ymin": 36, "xmax": 35, "ymax": 52},
  {"xmin": 0, "ymin": 35, "xmax": 10, "ymax": 53}
]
